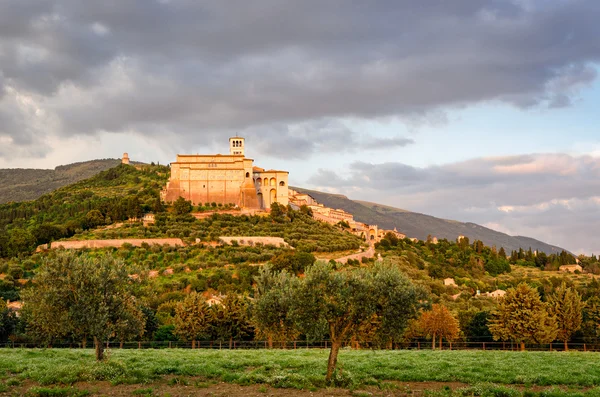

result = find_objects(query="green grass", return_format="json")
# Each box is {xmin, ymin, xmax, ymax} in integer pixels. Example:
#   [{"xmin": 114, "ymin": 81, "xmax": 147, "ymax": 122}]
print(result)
[{"xmin": 2, "ymin": 349, "xmax": 600, "ymax": 391}]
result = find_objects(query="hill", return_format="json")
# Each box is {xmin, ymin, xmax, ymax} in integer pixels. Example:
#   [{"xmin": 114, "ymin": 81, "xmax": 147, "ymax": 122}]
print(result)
[
  {"xmin": 0, "ymin": 159, "xmax": 567, "ymax": 254},
  {"xmin": 0, "ymin": 159, "xmax": 121, "ymax": 204},
  {"xmin": 291, "ymin": 187, "xmax": 566, "ymax": 255}
]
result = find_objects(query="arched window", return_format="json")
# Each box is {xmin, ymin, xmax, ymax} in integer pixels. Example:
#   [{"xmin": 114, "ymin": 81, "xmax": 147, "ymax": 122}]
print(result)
[
  {"xmin": 270, "ymin": 178, "xmax": 276, "ymax": 186},
  {"xmin": 257, "ymin": 178, "xmax": 262, "ymax": 186},
  {"xmin": 279, "ymin": 181, "xmax": 285, "ymax": 186},
  {"xmin": 246, "ymin": 172, "xmax": 250, "ymax": 178}
]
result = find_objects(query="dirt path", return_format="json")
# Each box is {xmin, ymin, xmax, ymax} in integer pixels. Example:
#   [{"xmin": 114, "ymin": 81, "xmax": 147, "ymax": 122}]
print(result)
[
  {"xmin": 335, "ymin": 243, "xmax": 377, "ymax": 264},
  {"xmin": 3, "ymin": 380, "xmax": 472, "ymax": 397}
]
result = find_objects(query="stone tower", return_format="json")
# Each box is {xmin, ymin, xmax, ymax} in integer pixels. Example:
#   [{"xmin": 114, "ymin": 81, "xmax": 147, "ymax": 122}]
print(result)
[
  {"xmin": 122, "ymin": 153, "xmax": 130, "ymax": 165},
  {"xmin": 229, "ymin": 137, "xmax": 245, "ymax": 156}
]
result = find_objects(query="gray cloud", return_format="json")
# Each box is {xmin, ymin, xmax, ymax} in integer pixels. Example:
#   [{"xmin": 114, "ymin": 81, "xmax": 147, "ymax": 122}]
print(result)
[
  {"xmin": 308, "ymin": 153, "xmax": 600, "ymax": 254},
  {"xmin": 1, "ymin": 0, "xmax": 600, "ymax": 159}
]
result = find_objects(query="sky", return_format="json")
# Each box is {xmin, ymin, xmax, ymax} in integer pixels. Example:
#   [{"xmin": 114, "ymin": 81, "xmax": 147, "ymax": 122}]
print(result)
[{"xmin": 1, "ymin": 0, "xmax": 599, "ymax": 255}]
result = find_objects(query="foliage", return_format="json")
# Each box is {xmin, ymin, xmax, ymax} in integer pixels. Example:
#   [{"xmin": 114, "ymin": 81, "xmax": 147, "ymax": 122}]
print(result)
[
  {"xmin": 489, "ymin": 283, "xmax": 558, "ymax": 350},
  {"xmin": 547, "ymin": 282, "xmax": 584, "ymax": 350},
  {"xmin": 252, "ymin": 267, "xmax": 299, "ymax": 347},
  {"xmin": 261, "ymin": 261, "xmax": 423, "ymax": 382},
  {"xmin": 21, "ymin": 251, "xmax": 144, "ymax": 360},
  {"xmin": 418, "ymin": 304, "xmax": 461, "ymax": 349},
  {"xmin": 0, "ymin": 164, "xmax": 169, "ymax": 257},
  {"xmin": 173, "ymin": 292, "xmax": 211, "ymax": 347},
  {"xmin": 173, "ymin": 197, "xmax": 193, "ymax": 215},
  {"xmin": 270, "ymin": 251, "xmax": 316, "ymax": 274},
  {"xmin": 376, "ymin": 234, "xmax": 511, "ymax": 279},
  {"xmin": 211, "ymin": 294, "xmax": 253, "ymax": 347}
]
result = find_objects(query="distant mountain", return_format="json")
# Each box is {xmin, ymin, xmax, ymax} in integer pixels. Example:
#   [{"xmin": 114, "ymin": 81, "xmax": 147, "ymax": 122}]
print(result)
[
  {"xmin": 0, "ymin": 159, "xmax": 121, "ymax": 204},
  {"xmin": 292, "ymin": 187, "xmax": 566, "ymax": 255}
]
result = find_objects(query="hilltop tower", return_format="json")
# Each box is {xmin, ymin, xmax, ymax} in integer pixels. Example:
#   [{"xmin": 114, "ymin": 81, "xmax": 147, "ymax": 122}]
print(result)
[
  {"xmin": 229, "ymin": 137, "xmax": 245, "ymax": 156},
  {"xmin": 122, "ymin": 153, "xmax": 130, "ymax": 165}
]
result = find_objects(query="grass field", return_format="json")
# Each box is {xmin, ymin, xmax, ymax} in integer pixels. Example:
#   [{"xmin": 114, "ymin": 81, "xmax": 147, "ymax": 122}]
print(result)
[{"xmin": 2, "ymin": 349, "xmax": 600, "ymax": 396}]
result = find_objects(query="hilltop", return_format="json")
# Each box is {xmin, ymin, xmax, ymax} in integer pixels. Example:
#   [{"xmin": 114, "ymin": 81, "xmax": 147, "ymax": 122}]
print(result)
[
  {"xmin": 0, "ymin": 159, "xmax": 121, "ymax": 204},
  {"xmin": 0, "ymin": 159, "xmax": 569, "ymax": 254},
  {"xmin": 291, "ymin": 187, "xmax": 566, "ymax": 255}
]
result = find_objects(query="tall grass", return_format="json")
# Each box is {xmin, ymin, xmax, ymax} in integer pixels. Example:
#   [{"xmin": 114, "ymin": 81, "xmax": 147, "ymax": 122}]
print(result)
[{"xmin": 1, "ymin": 349, "xmax": 600, "ymax": 390}]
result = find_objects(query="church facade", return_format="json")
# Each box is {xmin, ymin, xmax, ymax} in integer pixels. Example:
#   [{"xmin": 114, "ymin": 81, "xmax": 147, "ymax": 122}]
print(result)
[{"xmin": 161, "ymin": 137, "xmax": 289, "ymax": 209}]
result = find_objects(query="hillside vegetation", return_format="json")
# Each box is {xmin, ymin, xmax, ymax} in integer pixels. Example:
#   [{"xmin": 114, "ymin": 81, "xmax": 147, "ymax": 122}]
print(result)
[
  {"xmin": 1, "ymin": 164, "xmax": 600, "ymax": 360},
  {"xmin": 0, "ymin": 159, "xmax": 121, "ymax": 204},
  {"xmin": 292, "ymin": 187, "xmax": 566, "ymax": 255}
]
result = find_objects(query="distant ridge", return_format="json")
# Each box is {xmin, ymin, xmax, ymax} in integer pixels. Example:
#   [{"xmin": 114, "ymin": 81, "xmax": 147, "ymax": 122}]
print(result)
[
  {"xmin": 0, "ymin": 159, "xmax": 121, "ymax": 204},
  {"xmin": 292, "ymin": 187, "xmax": 566, "ymax": 255}
]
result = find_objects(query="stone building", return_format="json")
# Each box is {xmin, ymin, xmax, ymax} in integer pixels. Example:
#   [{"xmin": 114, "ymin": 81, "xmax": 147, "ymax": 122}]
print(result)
[{"xmin": 162, "ymin": 137, "xmax": 289, "ymax": 209}]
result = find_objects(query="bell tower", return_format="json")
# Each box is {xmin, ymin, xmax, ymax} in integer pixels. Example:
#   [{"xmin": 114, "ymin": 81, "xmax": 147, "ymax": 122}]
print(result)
[{"xmin": 229, "ymin": 136, "xmax": 245, "ymax": 156}]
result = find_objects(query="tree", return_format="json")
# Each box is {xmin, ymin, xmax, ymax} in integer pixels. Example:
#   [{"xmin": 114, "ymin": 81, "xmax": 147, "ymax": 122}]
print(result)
[
  {"xmin": 253, "ymin": 267, "xmax": 299, "ymax": 348},
  {"xmin": 0, "ymin": 300, "xmax": 18, "ymax": 343},
  {"xmin": 547, "ymin": 282, "xmax": 584, "ymax": 351},
  {"xmin": 211, "ymin": 294, "xmax": 253, "ymax": 348},
  {"xmin": 85, "ymin": 210, "xmax": 105, "ymax": 229},
  {"xmin": 21, "ymin": 251, "xmax": 143, "ymax": 360},
  {"xmin": 418, "ymin": 304, "xmax": 460, "ymax": 349},
  {"xmin": 498, "ymin": 247, "xmax": 507, "ymax": 258},
  {"xmin": 270, "ymin": 202, "xmax": 284, "ymax": 221},
  {"xmin": 488, "ymin": 283, "xmax": 558, "ymax": 351},
  {"xmin": 7, "ymin": 229, "xmax": 37, "ymax": 257},
  {"xmin": 459, "ymin": 310, "xmax": 492, "ymax": 342},
  {"xmin": 288, "ymin": 262, "xmax": 422, "ymax": 382},
  {"xmin": 32, "ymin": 224, "xmax": 64, "ymax": 246},
  {"xmin": 173, "ymin": 292, "xmax": 211, "ymax": 348},
  {"xmin": 581, "ymin": 297, "xmax": 600, "ymax": 343},
  {"xmin": 270, "ymin": 251, "xmax": 316, "ymax": 274},
  {"xmin": 173, "ymin": 197, "xmax": 193, "ymax": 215}
]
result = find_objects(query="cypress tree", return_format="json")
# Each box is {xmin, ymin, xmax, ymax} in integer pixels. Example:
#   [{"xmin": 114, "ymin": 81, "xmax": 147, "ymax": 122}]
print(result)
[
  {"xmin": 489, "ymin": 283, "xmax": 558, "ymax": 351},
  {"xmin": 547, "ymin": 282, "xmax": 584, "ymax": 351}
]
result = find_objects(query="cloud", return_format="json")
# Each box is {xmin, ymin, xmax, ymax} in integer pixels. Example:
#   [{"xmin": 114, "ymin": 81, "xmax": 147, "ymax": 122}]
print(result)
[
  {"xmin": 1, "ymin": 0, "xmax": 600, "ymax": 160},
  {"xmin": 308, "ymin": 153, "xmax": 600, "ymax": 254}
]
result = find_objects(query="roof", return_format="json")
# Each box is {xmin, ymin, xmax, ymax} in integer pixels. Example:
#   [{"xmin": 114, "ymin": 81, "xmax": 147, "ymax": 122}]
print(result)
[{"xmin": 254, "ymin": 169, "xmax": 289, "ymax": 174}]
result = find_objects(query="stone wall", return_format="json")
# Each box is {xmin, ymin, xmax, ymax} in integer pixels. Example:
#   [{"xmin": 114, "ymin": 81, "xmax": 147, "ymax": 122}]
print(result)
[
  {"xmin": 38, "ymin": 238, "xmax": 186, "ymax": 251},
  {"xmin": 219, "ymin": 236, "xmax": 289, "ymax": 247}
]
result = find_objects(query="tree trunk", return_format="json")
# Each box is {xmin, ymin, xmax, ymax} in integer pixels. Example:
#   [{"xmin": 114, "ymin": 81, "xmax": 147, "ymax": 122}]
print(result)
[
  {"xmin": 94, "ymin": 337, "xmax": 104, "ymax": 361},
  {"xmin": 268, "ymin": 336, "xmax": 273, "ymax": 349},
  {"xmin": 229, "ymin": 337, "xmax": 233, "ymax": 350},
  {"xmin": 120, "ymin": 341, "xmax": 124, "ymax": 349},
  {"xmin": 192, "ymin": 340, "xmax": 196, "ymax": 349},
  {"xmin": 439, "ymin": 336, "xmax": 442, "ymax": 350},
  {"xmin": 432, "ymin": 333, "xmax": 436, "ymax": 350},
  {"xmin": 520, "ymin": 342, "xmax": 525, "ymax": 351},
  {"xmin": 564, "ymin": 340, "xmax": 568, "ymax": 352},
  {"xmin": 326, "ymin": 341, "xmax": 342, "ymax": 383},
  {"xmin": 82, "ymin": 339, "xmax": 87, "ymax": 349}
]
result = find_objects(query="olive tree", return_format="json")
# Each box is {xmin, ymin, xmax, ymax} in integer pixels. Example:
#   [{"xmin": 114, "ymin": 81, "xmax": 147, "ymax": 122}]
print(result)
[
  {"xmin": 255, "ymin": 261, "xmax": 423, "ymax": 382},
  {"xmin": 22, "ymin": 251, "xmax": 144, "ymax": 360}
]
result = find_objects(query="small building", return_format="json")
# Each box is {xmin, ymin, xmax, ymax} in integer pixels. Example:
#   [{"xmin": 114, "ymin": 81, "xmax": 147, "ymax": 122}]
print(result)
[
  {"xmin": 122, "ymin": 153, "xmax": 130, "ymax": 165},
  {"xmin": 559, "ymin": 264, "xmax": 583, "ymax": 273},
  {"xmin": 206, "ymin": 295, "xmax": 224, "ymax": 307},
  {"xmin": 444, "ymin": 278, "xmax": 457, "ymax": 286},
  {"xmin": 142, "ymin": 213, "xmax": 155, "ymax": 226},
  {"xmin": 477, "ymin": 289, "xmax": 506, "ymax": 299},
  {"xmin": 487, "ymin": 289, "xmax": 506, "ymax": 299}
]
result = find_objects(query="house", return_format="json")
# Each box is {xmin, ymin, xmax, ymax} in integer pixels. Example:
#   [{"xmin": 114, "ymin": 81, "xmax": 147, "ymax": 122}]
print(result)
[
  {"xmin": 559, "ymin": 264, "xmax": 583, "ymax": 273},
  {"xmin": 487, "ymin": 289, "xmax": 506, "ymax": 299},
  {"xmin": 444, "ymin": 278, "xmax": 457, "ymax": 286}
]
